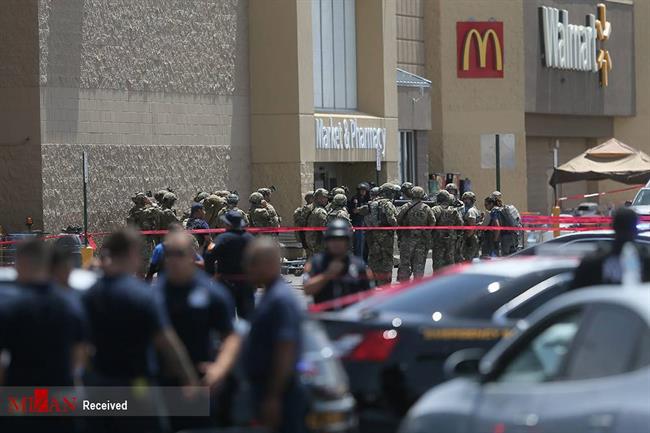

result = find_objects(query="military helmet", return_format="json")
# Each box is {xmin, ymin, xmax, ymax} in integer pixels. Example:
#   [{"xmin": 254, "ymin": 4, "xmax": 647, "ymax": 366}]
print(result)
[
  {"xmin": 324, "ymin": 218, "xmax": 352, "ymax": 240},
  {"xmin": 131, "ymin": 192, "xmax": 147, "ymax": 205},
  {"xmin": 154, "ymin": 189, "xmax": 168, "ymax": 203},
  {"xmin": 226, "ymin": 193, "xmax": 239, "ymax": 205},
  {"xmin": 331, "ymin": 187, "xmax": 345, "ymax": 197},
  {"xmin": 370, "ymin": 186, "xmax": 380, "ymax": 197},
  {"xmin": 215, "ymin": 190, "xmax": 230, "ymax": 198},
  {"xmin": 491, "ymin": 190, "xmax": 503, "ymax": 200},
  {"xmin": 401, "ymin": 182, "xmax": 414, "ymax": 191},
  {"xmin": 357, "ymin": 182, "xmax": 370, "ymax": 191},
  {"xmin": 249, "ymin": 191, "xmax": 264, "ymax": 204},
  {"xmin": 436, "ymin": 190, "xmax": 451, "ymax": 205},
  {"xmin": 162, "ymin": 192, "xmax": 177, "ymax": 206},
  {"xmin": 332, "ymin": 194, "xmax": 347, "ymax": 207},
  {"xmin": 411, "ymin": 186, "xmax": 426, "ymax": 199},
  {"xmin": 258, "ymin": 187, "xmax": 272, "ymax": 198},
  {"xmin": 313, "ymin": 188, "xmax": 329, "ymax": 200},
  {"xmin": 462, "ymin": 191, "xmax": 476, "ymax": 202},
  {"xmin": 193, "ymin": 191, "xmax": 210, "ymax": 203},
  {"xmin": 305, "ymin": 191, "xmax": 314, "ymax": 200},
  {"xmin": 445, "ymin": 183, "xmax": 459, "ymax": 194}
]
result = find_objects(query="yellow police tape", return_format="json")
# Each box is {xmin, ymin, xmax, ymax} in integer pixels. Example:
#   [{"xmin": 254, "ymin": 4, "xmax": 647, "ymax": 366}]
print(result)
[{"xmin": 421, "ymin": 328, "xmax": 512, "ymax": 340}]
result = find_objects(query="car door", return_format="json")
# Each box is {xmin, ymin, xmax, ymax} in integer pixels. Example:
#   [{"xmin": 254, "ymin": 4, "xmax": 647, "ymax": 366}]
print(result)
[
  {"xmin": 473, "ymin": 303, "xmax": 649, "ymax": 433},
  {"xmin": 471, "ymin": 308, "xmax": 587, "ymax": 433},
  {"xmin": 532, "ymin": 304, "xmax": 649, "ymax": 433}
]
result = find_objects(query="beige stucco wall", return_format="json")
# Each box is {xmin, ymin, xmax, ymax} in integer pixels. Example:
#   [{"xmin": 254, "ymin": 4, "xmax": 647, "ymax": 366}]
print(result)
[
  {"xmin": 425, "ymin": 0, "xmax": 527, "ymax": 211},
  {"xmin": 397, "ymin": 0, "xmax": 426, "ymax": 77},
  {"xmin": 37, "ymin": 0, "xmax": 251, "ymax": 233},
  {"xmin": 0, "ymin": 0, "xmax": 43, "ymax": 233}
]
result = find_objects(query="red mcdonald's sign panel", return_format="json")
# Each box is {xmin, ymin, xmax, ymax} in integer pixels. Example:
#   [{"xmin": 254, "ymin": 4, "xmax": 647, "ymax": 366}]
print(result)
[{"xmin": 457, "ymin": 21, "xmax": 504, "ymax": 78}]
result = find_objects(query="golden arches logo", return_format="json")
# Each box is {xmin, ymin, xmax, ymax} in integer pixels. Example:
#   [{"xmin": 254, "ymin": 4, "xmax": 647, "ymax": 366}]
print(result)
[{"xmin": 462, "ymin": 29, "xmax": 503, "ymax": 71}]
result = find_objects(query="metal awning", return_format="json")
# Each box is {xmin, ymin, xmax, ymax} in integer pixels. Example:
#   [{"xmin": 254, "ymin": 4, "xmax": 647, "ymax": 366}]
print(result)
[{"xmin": 396, "ymin": 68, "xmax": 431, "ymax": 88}]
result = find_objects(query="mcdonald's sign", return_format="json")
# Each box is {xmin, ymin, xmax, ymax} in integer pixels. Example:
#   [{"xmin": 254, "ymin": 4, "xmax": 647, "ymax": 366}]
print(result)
[{"xmin": 457, "ymin": 22, "xmax": 504, "ymax": 78}]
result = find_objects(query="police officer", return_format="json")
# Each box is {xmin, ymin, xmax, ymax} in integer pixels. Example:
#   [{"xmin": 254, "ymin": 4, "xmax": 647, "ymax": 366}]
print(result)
[
  {"xmin": 160, "ymin": 191, "xmax": 180, "ymax": 229},
  {"xmin": 208, "ymin": 211, "xmax": 256, "ymax": 319},
  {"xmin": 293, "ymin": 191, "xmax": 314, "ymax": 252},
  {"xmin": 397, "ymin": 186, "xmax": 436, "ymax": 281},
  {"xmin": 305, "ymin": 188, "xmax": 329, "ymax": 256},
  {"xmin": 186, "ymin": 202, "xmax": 211, "ymax": 252},
  {"xmin": 326, "ymin": 194, "xmax": 351, "ymax": 226},
  {"xmin": 348, "ymin": 182, "xmax": 370, "ymax": 258},
  {"xmin": 204, "ymin": 191, "xmax": 228, "ymax": 229},
  {"xmin": 303, "ymin": 219, "xmax": 370, "ymax": 307},
  {"xmin": 126, "ymin": 192, "xmax": 149, "ymax": 226},
  {"xmin": 364, "ymin": 183, "xmax": 398, "ymax": 286},
  {"xmin": 258, "ymin": 187, "xmax": 281, "ymax": 225},
  {"xmin": 571, "ymin": 208, "xmax": 650, "ymax": 289},
  {"xmin": 249, "ymin": 192, "xmax": 281, "ymax": 229},
  {"xmin": 83, "ymin": 229, "xmax": 198, "ymax": 388},
  {"xmin": 0, "ymin": 240, "xmax": 87, "ymax": 433},
  {"xmin": 243, "ymin": 238, "xmax": 306, "ymax": 433},
  {"xmin": 400, "ymin": 182, "xmax": 414, "ymax": 200},
  {"xmin": 461, "ymin": 191, "xmax": 481, "ymax": 261},
  {"xmin": 217, "ymin": 193, "xmax": 249, "ymax": 228},
  {"xmin": 432, "ymin": 190, "xmax": 463, "ymax": 270},
  {"xmin": 155, "ymin": 231, "xmax": 241, "ymax": 428}
]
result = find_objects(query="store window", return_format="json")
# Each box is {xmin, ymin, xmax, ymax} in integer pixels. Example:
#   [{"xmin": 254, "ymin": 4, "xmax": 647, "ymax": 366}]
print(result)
[
  {"xmin": 400, "ymin": 130, "xmax": 417, "ymax": 183},
  {"xmin": 312, "ymin": 0, "xmax": 357, "ymax": 110}
]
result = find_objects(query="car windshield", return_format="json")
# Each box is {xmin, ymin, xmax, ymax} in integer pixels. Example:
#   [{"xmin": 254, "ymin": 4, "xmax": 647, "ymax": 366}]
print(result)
[
  {"xmin": 346, "ymin": 273, "xmax": 511, "ymax": 320},
  {"xmin": 633, "ymin": 189, "xmax": 650, "ymax": 206}
]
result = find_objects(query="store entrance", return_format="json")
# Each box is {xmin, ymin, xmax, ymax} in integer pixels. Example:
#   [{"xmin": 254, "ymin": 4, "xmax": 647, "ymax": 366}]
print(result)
[{"xmin": 313, "ymin": 162, "xmax": 381, "ymax": 191}]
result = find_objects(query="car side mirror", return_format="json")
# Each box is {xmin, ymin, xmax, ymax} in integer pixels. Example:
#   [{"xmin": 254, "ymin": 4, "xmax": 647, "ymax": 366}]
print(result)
[{"xmin": 443, "ymin": 348, "xmax": 486, "ymax": 380}]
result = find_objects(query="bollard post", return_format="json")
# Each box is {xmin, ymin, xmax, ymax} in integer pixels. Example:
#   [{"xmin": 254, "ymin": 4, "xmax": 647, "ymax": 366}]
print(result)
[{"xmin": 552, "ymin": 205, "xmax": 561, "ymax": 238}]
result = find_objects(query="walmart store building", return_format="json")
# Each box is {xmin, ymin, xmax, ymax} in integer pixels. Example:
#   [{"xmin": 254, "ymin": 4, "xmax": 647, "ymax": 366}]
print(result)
[{"xmin": 0, "ymin": 0, "xmax": 648, "ymax": 232}]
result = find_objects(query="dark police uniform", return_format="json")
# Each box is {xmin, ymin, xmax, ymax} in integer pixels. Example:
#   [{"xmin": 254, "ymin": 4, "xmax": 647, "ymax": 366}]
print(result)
[
  {"xmin": 207, "ymin": 229, "xmax": 255, "ymax": 319},
  {"xmin": 155, "ymin": 271, "xmax": 235, "ymax": 366},
  {"xmin": 243, "ymin": 278, "xmax": 306, "ymax": 433},
  {"xmin": 82, "ymin": 274, "xmax": 169, "ymax": 383},
  {"xmin": 0, "ymin": 282, "xmax": 87, "ymax": 433},
  {"xmin": 307, "ymin": 252, "xmax": 370, "ymax": 306}
]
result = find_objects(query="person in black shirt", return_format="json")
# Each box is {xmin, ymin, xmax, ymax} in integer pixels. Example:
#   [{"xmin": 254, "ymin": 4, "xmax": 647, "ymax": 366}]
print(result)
[
  {"xmin": 348, "ymin": 182, "xmax": 370, "ymax": 258},
  {"xmin": 83, "ymin": 229, "xmax": 198, "ymax": 386},
  {"xmin": 243, "ymin": 237, "xmax": 305, "ymax": 433},
  {"xmin": 303, "ymin": 219, "xmax": 370, "ymax": 308},
  {"xmin": 572, "ymin": 207, "xmax": 650, "ymax": 289},
  {"xmin": 187, "ymin": 202, "xmax": 211, "ymax": 252},
  {"xmin": 206, "ymin": 210, "xmax": 256, "ymax": 319}
]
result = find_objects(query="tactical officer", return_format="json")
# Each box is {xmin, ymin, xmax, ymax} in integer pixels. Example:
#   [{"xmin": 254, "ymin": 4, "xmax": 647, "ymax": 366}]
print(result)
[
  {"xmin": 326, "ymin": 194, "xmax": 351, "ymax": 226},
  {"xmin": 217, "ymin": 193, "xmax": 249, "ymax": 228},
  {"xmin": 304, "ymin": 219, "xmax": 370, "ymax": 307},
  {"xmin": 249, "ymin": 192, "xmax": 281, "ymax": 229},
  {"xmin": 400, "ymin": 182, "xmax": 414, "ymax": 200},
  {"xmin": 258, "ymin": 188, "xmax": 281, "ymax": 225},
  {"xmin": 204, "ymin": 192, "xmax": 228, "ymax": 229},
  {"xmin": 293, "ymin": 191, "xmax": 314, "ymax": 252},
  {"xmin": 194, "ymin": 191, "xmax": 211, "ymax": 203},
  {"xmin": 84, "ymin": 230, "xmax": 198, "ymax": 387},
  {"xmin": 348, "ymin": 182, "xmax": 370, "ymax": 258},
  {"xmin": 397, "ymin": 186, "xmax": 436, "ymax": 281},
  {"xmin": 445, "ymin": 183, "xmax": 465, "ymax": 211},
  {"xmin": 305, "ymin": 188, "xmax": 329, "ymax": 256},
  {"xmin": 243, "ymin": 238, "xmax": 306, "ymax": 433},
  {"xmin": 461, "ymin": 191, "xmax": 481, "ymax": 261},
  {"xmin": 160, "ymin": 191, "xmax": 180, "ymax": 230},
  {"xmin": 126, "ymin": 192, "xmax": 150, "ymax": 227},
  {"xmin": 432, "ymin": 190, "xmax": 463, "ymax": 270},
  {"xmin": 364, "ymin": 183, "xmax": 398, "ymax": 286},
  {"xmin": 208, "ymin": 211, "xmax": 256, "ymax": 319}
]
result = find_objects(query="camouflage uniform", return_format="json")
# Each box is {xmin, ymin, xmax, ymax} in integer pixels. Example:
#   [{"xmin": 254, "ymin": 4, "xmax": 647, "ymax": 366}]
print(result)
[
  {"xmin": 432, "ymin": 190, "xmax": 463, "ymax": 271},
  {"xmin": 397, "ymin": 187, "xmax": 435, "ymax": 281},
  {"xmin": 326, "ymin": 194, "xmax": 351, "ymax": 226},
  {"xmin": 159, "ymin": 192, "xmax": 180, "ymax": 230},
  {"xmin": 249, "ymin": 192, "xmax": 280, "ymax": 229},
  {"xmin": 305, "ymin": 189, "xmax": 329, "ymax": 256},
  {"xmin": 204, "ymin": 193, "xmax": 227, "ymax": 228},
  {"xmin": 293, "ymin": 191, "xmax": 314, "ymax": 250},
  {"xmin": 126, "ymin": 193, "xmax": 149, "ymax": 227},
  {"xmin": 461, "ymin": 191, "xmax": 481, "ymax": 261},
  {"xmin": 217, "ymin": 194, "xmax": 249, "ymax": 228},
  {"xmin": 365, "ymin": 184, "xmax": 398, "ymax": 285}
]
